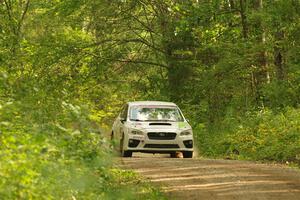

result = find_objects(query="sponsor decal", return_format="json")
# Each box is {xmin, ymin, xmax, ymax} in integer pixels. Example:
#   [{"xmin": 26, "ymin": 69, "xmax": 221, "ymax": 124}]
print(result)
[{"xmin": 178, "ymin": 122, "xmax": 187, "ymax": 129}]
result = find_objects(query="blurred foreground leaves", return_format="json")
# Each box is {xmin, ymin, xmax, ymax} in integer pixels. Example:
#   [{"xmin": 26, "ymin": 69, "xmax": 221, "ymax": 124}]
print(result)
[{"xmin": 0, "ymin": 100, "xmax": 165, "ymax": 199}]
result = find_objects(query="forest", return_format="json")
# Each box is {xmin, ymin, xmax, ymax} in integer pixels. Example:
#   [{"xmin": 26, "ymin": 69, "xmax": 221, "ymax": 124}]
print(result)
[{"xmin": 0, "ymin": 0, "xmax": 300, "ymax": 199}]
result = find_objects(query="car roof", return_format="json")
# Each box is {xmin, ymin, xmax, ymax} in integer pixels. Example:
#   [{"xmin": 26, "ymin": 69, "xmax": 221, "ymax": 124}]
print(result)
[{"xmin": 127, "ymin": 101, "xmax": 177, "ymax": 107}]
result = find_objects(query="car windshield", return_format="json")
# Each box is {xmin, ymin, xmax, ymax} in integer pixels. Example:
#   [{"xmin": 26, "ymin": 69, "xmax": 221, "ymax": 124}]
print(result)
[{"xmin": 129, "ymin": 105, "xmax": 184, "ymax": 122}]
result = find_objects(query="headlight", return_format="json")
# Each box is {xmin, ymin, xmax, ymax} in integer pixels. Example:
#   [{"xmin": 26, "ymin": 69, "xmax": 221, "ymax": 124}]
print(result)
[
  {"xmin": 180, "ymin": 130, "xmax": 192, "ymax": 136},
  {"xmin": 131, "ymin": 130, "xmax": 144, "ymax": 135}
]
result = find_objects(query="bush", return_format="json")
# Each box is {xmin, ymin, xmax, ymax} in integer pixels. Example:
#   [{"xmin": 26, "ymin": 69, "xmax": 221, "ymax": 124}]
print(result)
[
  {"xmin": 0, "ymin": 100, "xmax": 165, "ymax": 199},
  {"xmin": 195, "ymin": 108, "xmax": 300, "ymax": 164}
]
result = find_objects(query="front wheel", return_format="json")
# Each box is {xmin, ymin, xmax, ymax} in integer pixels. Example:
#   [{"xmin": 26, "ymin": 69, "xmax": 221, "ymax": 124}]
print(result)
[
  {"xmin": 182, "ymin": 151, "xmax": 193, "ymax": 158},
  {"xmin": 120, "ymin": 134, "xmax": 132, "ymax": 157},
  {"xmin": 111, "ymin": 131, "xmax": 114, "ymax": 140},
  {"xmin": 122, "ymin": 150, "xmax": 132, "ymax": 157}
]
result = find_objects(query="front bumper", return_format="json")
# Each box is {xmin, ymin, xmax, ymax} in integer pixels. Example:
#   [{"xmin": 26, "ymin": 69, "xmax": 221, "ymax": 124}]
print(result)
[{"xmin": 124, "ymin": 132, "xmax": 193, "ymax": 152}]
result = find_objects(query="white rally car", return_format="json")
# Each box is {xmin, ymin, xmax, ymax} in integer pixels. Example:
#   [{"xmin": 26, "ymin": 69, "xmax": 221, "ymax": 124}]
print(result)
[{"xmin": 111, "ymin": 101, "xmax": 193, "ymax": 158}]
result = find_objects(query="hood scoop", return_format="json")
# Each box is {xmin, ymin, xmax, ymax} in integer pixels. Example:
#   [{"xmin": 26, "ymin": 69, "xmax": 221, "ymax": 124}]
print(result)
[{"xmin": 149, "ymin": 122, "xmax": 172, "ymax": 126}]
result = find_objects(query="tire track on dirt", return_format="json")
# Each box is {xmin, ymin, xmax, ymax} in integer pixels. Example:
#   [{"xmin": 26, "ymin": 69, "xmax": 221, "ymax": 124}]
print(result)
[{"xmin": 121, "ymin": 154, "xmax": 300, "ymax": 200}]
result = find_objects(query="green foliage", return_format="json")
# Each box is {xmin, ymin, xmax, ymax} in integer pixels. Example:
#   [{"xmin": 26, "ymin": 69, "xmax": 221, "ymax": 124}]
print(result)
[
  {"xmin": 1, "ymin": 0, "xmax": 300, "ymax": 198},
  {"xmin": 196, "ymin": 108, "xmax": 300, "ymax": 164},
  {"xmin": 0, "ymin": 100, "xmax": 165, "ymax": 199}
]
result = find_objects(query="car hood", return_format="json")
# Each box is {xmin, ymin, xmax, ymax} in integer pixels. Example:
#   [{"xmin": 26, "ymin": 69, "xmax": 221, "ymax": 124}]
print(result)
[{"xmin": 128, "ymin": 121, "xmax": 192, "ymax": 132}]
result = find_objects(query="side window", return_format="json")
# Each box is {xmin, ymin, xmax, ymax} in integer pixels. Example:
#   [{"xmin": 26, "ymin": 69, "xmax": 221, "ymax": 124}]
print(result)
[{"xmin": 120, "ymin": 104, "xmax": 129, "ymax": 120}]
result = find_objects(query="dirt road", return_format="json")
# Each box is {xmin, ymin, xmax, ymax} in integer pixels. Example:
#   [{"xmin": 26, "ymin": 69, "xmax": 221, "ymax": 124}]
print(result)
[{"xmin": 121, "ymin": 154, "xmax": 300, "ymax": 200}]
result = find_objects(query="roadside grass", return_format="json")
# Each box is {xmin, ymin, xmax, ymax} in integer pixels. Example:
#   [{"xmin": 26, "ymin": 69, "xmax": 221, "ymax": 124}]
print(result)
[
  {"xmin": 108, "ymin": 168, "xmax": 166, "ymax": 200},
  {"xmin": 194, "ymin": 108, "xmax": 300, "ymax": 167}
]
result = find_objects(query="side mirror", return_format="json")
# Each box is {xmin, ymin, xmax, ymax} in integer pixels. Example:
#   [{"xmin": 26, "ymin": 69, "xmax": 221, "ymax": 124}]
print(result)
[{"xmin": 120, "ymin": 118, "xmax": 126, "ymax": 123}]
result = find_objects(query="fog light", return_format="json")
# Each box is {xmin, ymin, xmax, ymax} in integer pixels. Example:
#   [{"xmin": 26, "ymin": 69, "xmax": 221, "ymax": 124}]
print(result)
[
  {"xmin": 128, "ymin": 139, "xmax": 140, "ymax": 148},
  {"xmin": 183, "ymin": 140, "xmax": 193, "ymax": 148}
]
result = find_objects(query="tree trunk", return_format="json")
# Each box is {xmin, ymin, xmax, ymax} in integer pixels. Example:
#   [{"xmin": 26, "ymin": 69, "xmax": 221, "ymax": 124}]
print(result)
[
  {"xmin": 274, "ymin": 30, "xmax": 286, "ymax": 81},
  {"xmin": 239, "ymin": 0, "xmax": 248, "ymax": 39},
  {"xmin": 258, "ymin": 0, "xmax": 270, "ymax": 84}
]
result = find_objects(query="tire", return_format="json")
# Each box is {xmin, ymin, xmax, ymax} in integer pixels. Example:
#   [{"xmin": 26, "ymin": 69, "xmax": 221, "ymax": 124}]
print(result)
[
  {"xmin": 123, "ymin": 150, "xmax": 132, "ymax": 157},
  {"xmin": 120, "ymin": 134, "xmax": 124, "ymax": 154},
  {"xmin": 111, "ymin": 131, "xmax": 114, "ymax": 140},
  {"xmin": 120, "ymin": 134, "xmax": 132, "ymax": 157},
  {"xmin": 182, "ymin": 151, "xmax": 193, "ymax": 158},
  {"xmin": 170, "ymin": 152, "xmax": 177, "ymax": 158},
  {"xmin": 110, "ymin": 131, "xmax": 115, "ymax": 150}
]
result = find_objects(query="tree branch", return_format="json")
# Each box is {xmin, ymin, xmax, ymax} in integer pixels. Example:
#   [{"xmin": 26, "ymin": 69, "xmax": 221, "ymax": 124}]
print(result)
[
  {"xmin": 18, "ymin": 0, "xmax": 30, "ymax": 33},
  {"xmin": 107, "ymin": 58, "xmax": 168, "ymax": 68}
]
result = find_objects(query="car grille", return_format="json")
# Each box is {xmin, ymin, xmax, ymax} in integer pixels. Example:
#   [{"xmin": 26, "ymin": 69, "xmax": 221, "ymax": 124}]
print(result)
[
  {"xmin": 147, "ymin": 132, "xmax": 177, "ymax": 140},
  {"xmin": 144, "ymin": 144, "xmax": 180, "ymax": 149}
]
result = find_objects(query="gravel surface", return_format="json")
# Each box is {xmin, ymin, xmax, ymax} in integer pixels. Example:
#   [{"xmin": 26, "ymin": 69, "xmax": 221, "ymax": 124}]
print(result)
[{"xmin": 121, "ymin": 153, "xmax": 300, "ymax": 200}]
